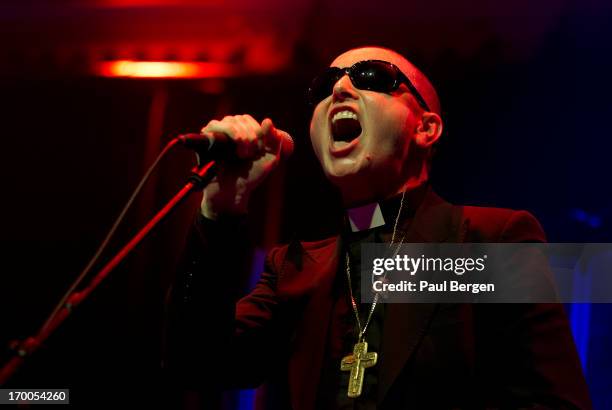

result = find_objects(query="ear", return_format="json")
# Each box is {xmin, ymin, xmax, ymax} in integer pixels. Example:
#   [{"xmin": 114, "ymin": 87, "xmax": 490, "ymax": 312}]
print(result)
[{"xmin": 414, "ymin": 112, "xmax": 443, "ymax": 148}]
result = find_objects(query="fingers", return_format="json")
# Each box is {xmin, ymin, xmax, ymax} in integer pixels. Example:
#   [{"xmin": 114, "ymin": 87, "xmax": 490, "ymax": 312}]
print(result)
[
  {"xmin": 200, "ymin": 114, "xmax": 263, "ymax": 159},
  {"xmin": 240, "ymin": 114, "xmax": 265, "ymax": 155}
]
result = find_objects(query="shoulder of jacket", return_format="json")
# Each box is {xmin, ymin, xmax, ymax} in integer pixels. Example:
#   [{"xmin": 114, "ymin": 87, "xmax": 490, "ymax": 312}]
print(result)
[{"xmin": 461, "ymin": 205, "xmax": 545, "ymax": 242}]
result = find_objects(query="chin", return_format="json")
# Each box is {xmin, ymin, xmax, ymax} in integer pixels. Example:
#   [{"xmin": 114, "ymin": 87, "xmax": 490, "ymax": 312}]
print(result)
[{"xmin": 322, "ymin": 156, "xmax": 364, "ymax": 180}]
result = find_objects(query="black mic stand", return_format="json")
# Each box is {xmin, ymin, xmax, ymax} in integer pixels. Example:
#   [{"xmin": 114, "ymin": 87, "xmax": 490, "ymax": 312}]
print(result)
[{"xmin": 0, "ymin": 160, "xmax": 218, "ymax": 385}]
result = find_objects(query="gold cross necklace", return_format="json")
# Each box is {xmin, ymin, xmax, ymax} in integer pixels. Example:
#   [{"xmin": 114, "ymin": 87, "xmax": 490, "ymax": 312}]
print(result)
[{"xmin": 340, "ymin": 189, "xmax": 408, "ymax": 398}]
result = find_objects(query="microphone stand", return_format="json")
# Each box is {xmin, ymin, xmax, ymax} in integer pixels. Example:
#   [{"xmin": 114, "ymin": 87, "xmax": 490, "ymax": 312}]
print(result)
[{"xmin": 0, "ymin": 160, "xmax": 218, "ymax": 385}]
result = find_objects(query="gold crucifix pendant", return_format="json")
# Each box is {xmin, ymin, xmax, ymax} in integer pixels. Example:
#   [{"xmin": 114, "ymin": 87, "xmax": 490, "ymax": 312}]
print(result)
[{"xmin": 340, "ymin": 341, "xmax": 378, "ymax": 398}]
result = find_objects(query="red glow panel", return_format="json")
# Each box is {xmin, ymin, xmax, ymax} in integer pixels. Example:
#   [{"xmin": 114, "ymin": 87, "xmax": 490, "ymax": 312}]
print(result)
[
  {"xmin": 97, "ymin": 0, "xmax": 223, "ymax": 6},
  {"xmin": 96, "ymin": 60, "xmax": 237, "ymax": 78}
]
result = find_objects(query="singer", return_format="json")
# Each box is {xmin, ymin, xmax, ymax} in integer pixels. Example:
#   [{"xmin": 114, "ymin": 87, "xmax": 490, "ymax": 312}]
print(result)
[{"xmin": 164, "ymin": 47, "xmax": 591, "ymax": 409}]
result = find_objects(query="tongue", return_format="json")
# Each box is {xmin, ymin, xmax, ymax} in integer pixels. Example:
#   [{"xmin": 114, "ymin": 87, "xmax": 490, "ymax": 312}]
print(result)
[{"xmin": 332, "ymin": 118, "xmax": 362, "ymax": 142}]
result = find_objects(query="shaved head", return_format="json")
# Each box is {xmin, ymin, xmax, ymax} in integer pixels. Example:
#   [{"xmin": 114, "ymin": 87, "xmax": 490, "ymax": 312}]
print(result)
[{"xmin": 330, "ymin": 46, "xmax": 441, "ymax": 116}]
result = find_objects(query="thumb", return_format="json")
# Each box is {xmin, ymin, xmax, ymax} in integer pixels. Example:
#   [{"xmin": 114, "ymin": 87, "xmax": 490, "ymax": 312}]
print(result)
[{"xmin": 261, "ymin": 118, "xmax": 294, "ymax": 158}]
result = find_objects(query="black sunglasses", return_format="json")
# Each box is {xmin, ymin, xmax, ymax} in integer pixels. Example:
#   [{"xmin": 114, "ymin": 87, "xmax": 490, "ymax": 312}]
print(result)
[{"xmin": 307, "ymin": 59, "xmax": 430, "ymax": 111}]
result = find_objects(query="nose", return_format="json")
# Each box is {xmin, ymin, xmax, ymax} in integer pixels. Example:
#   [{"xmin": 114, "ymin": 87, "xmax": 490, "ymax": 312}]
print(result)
[{"xmin": 332, "ymin": 74, "xmax": 358, "ymax": 102}]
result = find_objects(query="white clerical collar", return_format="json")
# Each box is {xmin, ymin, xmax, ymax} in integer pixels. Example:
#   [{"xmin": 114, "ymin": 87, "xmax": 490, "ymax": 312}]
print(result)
[{"xmin": 346, "ymin": 202, "xmax": 386, "ymax": 232}]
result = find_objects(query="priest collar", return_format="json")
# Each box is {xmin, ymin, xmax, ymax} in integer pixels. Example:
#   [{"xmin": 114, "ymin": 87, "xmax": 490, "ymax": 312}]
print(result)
[{"xmin": 345, "ymin": 184, "xmax": 428, "ymax": 232}]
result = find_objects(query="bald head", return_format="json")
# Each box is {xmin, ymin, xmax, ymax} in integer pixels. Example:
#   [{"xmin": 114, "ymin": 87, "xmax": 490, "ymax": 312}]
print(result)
[{"xmin": 330, "ymin": 46, "xmax": 441, "ymax": 116}]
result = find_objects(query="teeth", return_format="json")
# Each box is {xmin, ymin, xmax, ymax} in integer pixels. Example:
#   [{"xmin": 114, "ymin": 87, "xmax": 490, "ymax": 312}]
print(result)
[{"xmin": 332, "ymin": 110, "xmax": 358, "ymax": 123}]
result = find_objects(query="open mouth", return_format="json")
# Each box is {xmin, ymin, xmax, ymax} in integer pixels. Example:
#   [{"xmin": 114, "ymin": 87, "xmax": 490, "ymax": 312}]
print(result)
[{"xmin": 330, "ymin": 110, "xmax": 362, "ymax": 152}]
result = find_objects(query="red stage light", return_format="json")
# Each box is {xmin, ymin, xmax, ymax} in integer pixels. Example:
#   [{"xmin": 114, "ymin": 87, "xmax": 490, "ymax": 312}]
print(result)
[{"xmin": 95, "ymin": 60, "xmax": 237, "ymax": 79}]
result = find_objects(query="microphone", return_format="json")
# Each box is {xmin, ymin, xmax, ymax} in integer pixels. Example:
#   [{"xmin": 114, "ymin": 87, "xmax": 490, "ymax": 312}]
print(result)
[{"xmin": 177, "ymin": 131, "xmax": 294, "ymax": 160}]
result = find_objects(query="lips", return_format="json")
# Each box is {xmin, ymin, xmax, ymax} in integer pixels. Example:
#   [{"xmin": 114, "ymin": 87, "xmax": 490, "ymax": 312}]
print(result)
[{"xmin": 329, "ymin": 106, "xmax": 362, "ymax": 156}]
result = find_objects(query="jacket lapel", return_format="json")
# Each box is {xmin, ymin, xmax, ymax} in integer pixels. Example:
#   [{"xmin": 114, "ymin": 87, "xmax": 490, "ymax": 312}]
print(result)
[
  {"xmin": 378, "ymin": 189, "xmax": 466, "ymax": 403},
  {"xmin": 281, "ymin": 236, "xmax": 341, "ymax": 410}
]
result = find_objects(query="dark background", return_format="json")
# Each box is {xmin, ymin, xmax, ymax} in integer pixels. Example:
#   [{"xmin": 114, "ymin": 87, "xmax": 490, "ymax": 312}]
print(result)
[{"xmin": 0, "ymin": 0, "xmax": 611, "ymax": 408}]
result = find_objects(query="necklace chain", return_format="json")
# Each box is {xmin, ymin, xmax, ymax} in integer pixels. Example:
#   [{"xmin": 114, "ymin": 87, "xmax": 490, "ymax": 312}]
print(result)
[{"xmin": 345, "ymin": 190, "xmax": 407, "ymax": 342}]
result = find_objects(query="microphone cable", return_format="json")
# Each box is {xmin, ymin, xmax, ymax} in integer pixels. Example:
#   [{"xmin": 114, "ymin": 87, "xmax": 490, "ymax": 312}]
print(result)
[{"xmin": 39, "ymin": 137, "xmax": 181, "ymax": 334}]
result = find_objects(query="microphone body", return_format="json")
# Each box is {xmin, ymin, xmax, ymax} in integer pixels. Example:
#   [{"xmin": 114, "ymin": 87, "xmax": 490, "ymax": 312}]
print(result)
[
  {"xmin": 177, "ymin": 132, "xmax": 294, "ymax": 160},
  {"xmin": 177, "ymin": 133, "xmax": 235, "ymax": 159}
]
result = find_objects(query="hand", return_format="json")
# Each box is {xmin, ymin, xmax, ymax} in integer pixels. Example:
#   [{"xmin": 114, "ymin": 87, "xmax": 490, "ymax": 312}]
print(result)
[{"xmin": 199, "ymin": 115, "xmax": 291, "ymax": 219}]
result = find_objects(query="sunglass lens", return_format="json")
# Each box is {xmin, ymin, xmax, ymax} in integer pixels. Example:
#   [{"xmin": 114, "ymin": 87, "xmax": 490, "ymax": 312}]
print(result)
[
  {"xmin": 353, "ymin": 61, "xmax": 397, "ymax": 92},
  {"xmin": 308, "ymin": 68, "xmax": 342, "ymax": 105}
]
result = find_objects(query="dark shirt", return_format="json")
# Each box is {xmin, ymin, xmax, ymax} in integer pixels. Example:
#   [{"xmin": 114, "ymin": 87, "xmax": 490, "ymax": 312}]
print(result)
[{"xmin": 316, "ymin": 185, "xmax": 426, "ymax": 409}]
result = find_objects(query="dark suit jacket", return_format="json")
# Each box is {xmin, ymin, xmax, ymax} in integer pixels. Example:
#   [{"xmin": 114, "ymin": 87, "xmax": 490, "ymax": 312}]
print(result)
[{"xmin": 165, "ymin": 188, "xmax": 591, "ymax": 410}]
